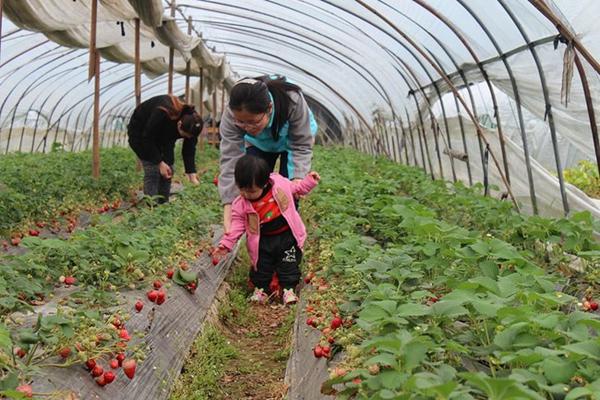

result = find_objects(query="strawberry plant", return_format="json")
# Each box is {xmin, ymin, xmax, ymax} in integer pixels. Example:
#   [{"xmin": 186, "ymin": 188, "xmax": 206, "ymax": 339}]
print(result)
[
  {"xmin": 0, "ymin": 148, "xmax": 141, "ymax": 235},
  {"xmin": 302, "ymin": 147, "xmax": 599, "ymax": 399}
]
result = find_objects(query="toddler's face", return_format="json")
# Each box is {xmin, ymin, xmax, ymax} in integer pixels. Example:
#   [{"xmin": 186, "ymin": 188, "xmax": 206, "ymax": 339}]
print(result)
[{"xmin": 239, "ymin": 185, "xmax": 263, "ymax": 201}]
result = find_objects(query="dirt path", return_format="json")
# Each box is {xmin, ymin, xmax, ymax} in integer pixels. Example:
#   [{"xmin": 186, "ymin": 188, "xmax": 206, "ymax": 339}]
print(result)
[{"xmin": 171, "ymin": 252, "xmax": 296, "ymax": 400}]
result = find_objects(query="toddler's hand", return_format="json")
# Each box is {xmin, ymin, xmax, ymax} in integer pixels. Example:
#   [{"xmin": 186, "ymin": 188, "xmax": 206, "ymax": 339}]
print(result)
[
  {"xmin": 210, "ymin": 245, "xmax": 229, "ymax": 266},
  {"xmin": 308, "ymin": 171, "xmax": 320, "ymax": 182}
]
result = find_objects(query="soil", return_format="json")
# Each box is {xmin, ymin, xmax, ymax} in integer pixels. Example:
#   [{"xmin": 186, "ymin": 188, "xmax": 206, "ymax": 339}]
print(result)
[{"xmin": 217, "ymin": 303, "xmax": 292, "ymax": 400}]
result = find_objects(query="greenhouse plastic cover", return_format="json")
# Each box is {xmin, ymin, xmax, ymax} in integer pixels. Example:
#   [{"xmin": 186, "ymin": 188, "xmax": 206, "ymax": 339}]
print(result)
[{"xmin": 1, "ymin": 0, "xmax": 599, "ymax": 221}]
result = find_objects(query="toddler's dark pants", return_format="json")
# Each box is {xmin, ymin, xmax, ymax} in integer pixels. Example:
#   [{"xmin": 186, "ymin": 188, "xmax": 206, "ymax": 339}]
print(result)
[{"xmin": 250, "ymin": 229, "xmax": 302, "ymax": 292}]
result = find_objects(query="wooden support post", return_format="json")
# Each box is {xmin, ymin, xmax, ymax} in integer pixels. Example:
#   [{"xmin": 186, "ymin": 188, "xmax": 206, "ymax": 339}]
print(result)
[
  {"xmin": 199, "ymin": 68, "xmax": 205, "ymax": 150},
  {"xmin": 211, "ymin": 89, "xmax": 217, "ymax": 145},
  {"xmin": 90, "ymin": 0, "xmax": 100, "ymax": 178},
  {"xmin": 185, "ymin": 16, "xmax": 192, "ymax": 103},
  {"xmin": 0, "ymin": 0, "xmax": 4, "ymax": 64},
  {"xmin": 134, "ymin": 17, "xmax": 142, "ymax": 171},
  {"xmin": 167, "ymin": 1, "xmax": 175, "ymax": 95},
  {"xmin": 199, "ymin": 68, "xmax": 204, "ymax": 116},
  {"xmin": 134, "ymin": 18, "xmax": 141, "ymax": 106}
]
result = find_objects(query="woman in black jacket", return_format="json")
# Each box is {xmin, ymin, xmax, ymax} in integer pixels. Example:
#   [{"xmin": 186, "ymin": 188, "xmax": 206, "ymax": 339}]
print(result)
[{"xmin": 127, "ymin": 95, "xmax": 203, "ymax": 203}]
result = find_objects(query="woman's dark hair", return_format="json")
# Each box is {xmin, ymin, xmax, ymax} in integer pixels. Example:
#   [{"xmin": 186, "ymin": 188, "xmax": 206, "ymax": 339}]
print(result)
[
  {"xmin": 159, "ymin": 95, "xmax": 202, "ymax": 136},
  {"xmin": 229, "ymin": 75, "xmax": 301, "ymax": 140},
  {"xmin": 234, "ymin": 155, "xmax": 270, "ymax": 190},
  {"xmin": 158, "ymin": 95, "xmax": 186, "ymax": 120},
  {"xmin": 180, "ymin": 111, "xmax": 203, "ymax": 137}
]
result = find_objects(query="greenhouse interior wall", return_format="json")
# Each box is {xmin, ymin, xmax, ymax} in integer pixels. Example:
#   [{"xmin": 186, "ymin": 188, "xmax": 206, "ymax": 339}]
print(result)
[{"xmin": 1, "ymin": 1, "xmax": 600, "ymax": 399}]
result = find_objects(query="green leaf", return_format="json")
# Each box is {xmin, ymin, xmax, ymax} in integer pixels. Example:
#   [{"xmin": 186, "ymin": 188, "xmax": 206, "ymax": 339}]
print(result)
[
  {"xmin": 471, "ymin": 300, "xmax": 501, "ymax": 318},
  {"xmin": 562, "ymin": 340, "xmax": 600, "ymax": 360},
  {"xmin": 0, "ymin": 323, "xmax": 11, "ymax": 350},
  {"xmin": 403, "ymin": 341, "xmax": 429, "ymax": 370},
  {"xmin": 395, "ymin": 303, "xmax": 431, "ymax": 317},
  {"xmin": 173, "ymin": 268, "xmax": 198, "ymax": 286},
  {"xmin": 0, "ymin": 372, "xmax": 18, "ymax": 391},
  {"xmin": 542, "ymin": 357, "xmax": 577, "ymax": 384},
  {"xmin": 460, "ymin": 372, "xmax": 544, "ymax": 400},
  {"xmin": 565, "ymin": 387, "xmax": 593, "ymax": 400},
  {"xmin": 366, "ymin": 353, "xmax": 397, "ymax": 368},
  {"xmin": 479, "ymin": 260, "xmax": 499, "ymax": 279},
  {"xmin": 431, "ymin": 301, "xmax": 468, "ymax": 318},
  {"xmin": 493, "ymin": 322, "xmax": 529, "ymax": 350}
]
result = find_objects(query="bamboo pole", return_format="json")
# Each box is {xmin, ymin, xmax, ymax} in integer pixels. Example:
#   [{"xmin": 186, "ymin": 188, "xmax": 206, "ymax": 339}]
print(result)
[
  {"xmin": 185, "ymin": 16, "xmax": 192, "ymax": 103},
  {"xmin": 90, "ymin": 0, "xmax": 100, "ymax": 178},
  {"xmin": 167, "ymin": 1, "xmax": 176, "ymax": 95}
]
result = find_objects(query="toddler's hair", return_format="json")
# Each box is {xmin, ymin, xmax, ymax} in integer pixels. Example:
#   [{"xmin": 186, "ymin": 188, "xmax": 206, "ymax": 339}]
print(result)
[{"xmin": 234, "ymin": 154, "xmax": 270, "ymax": 190}]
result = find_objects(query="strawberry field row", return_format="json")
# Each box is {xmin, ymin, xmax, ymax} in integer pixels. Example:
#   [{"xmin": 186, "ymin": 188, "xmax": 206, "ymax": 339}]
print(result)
[{"xmin": 301, "ymin": 147, "xmax": 600, "ymax": 399}]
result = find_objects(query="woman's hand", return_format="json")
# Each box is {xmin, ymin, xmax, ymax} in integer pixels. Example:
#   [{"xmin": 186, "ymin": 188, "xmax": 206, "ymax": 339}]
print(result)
[
  {"xmin": 186, "ymin": 173, "xmax": 200, "ymax": 185},
  {"xmin": 159, "ymin": 161, "xmax": 172, "ymax": 179}
]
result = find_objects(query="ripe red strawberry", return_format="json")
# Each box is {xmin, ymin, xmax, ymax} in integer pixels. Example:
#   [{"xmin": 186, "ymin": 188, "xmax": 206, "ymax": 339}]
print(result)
[
  {"xmin": 103, "ymin": 371, "xmax": 116, "ymax": 384},
  {"xmin": 321, "ymin": 345, "xmax": 331, "ymax": 358},
  {"xmin": 95, "ymin": 375, "xmax": 106, "ymax": 386},
  {"xmin": 135, "ymin": 300, "xmax": 144, "ymax": 313},
  {"xmin": 269, "ymin": 273, "xmax": 281, "ymax": 296},
  {"xmin": 85, "ymin": 359, "xmax": 97, "ymax": 371},
  {"xmin": 28, "ymin": 229, "xmax": 40, "ymax": 237},
  {"xmin": 91, "ymin": 365, "xmax": 104, "ymax": 377},
  {"xmin": 16, "ymin": 384, "xmax": 33, "ymax": 398},
  {"xmin": 153, "ymin": 280, "xmax": 162, "ymax": 289},
  {"xmin": 328, "ymin": 336, "xmax": 335, "ymax": 344},
  {"xmin": 591, "ymin": 301, "xmax": 599, "ymax": 311},
  {"xmin": 147, "ymin": 290, "xmax": 158, "ymax": 302},
  {"xmin": 330, "ymin": 316, "xmax": 343, "ymax": 330},
  {"xmin": 213, "ymin": 175, "xmax": 219, "ymax": 186},
  {"xmin": 156, "ymin": 290, "xmax": 166, "ymax": 305},
  {"xmin": 58, "ymin": 347, "xmax": 71, "ymax": 359},
  {"xmin": 14, "ymin": 347, "xmax": 27, "ymax": 358},
  {"xmin": 11, "ymin": 237, "xmax": 21, "ymax": 246},
  {"xmin": 119, "ymin": 329, "xmax": 131, "ymax": 341},
  {"xmin": 109, "ymin": 359, "xmax": 119, "ymax": 369},
  {"xmin": 111, "ymin": 316, "xmax": 123, "ymax": 329},
  {"xmin": 304, "ymin": 272, "xmax": 315, "ymax": 284},
  {"xmin": 306, "ymin": 317, "xmax": 317, "ymax": 328},
  {"xmin": 212, "ymin": 256, "xmax": 219, "ymax": 266},
  {"xmin": 64, "ymin": 276, "xmax": 76, "ymax": 286},
  {"xmin": 36, "ymin": 221, "xmax": 46, "ymax": 228},
  {"xmin": 122, "ymin": 359, "xmax": 137, "ymax": 379},
  {"xmin": 116, "ymin": 353, "xmax": 125, "ymax": 366},
  {"xmin": 166, "ymin": 268, "xmax": 174, "ymax": 279},
  {"xmin": 187, "ymin": 282, "xmax": 197, "ymax": 293},
  {"xmin": 313, "ymin": 345, "xmax": 323, "ymax": 358}
]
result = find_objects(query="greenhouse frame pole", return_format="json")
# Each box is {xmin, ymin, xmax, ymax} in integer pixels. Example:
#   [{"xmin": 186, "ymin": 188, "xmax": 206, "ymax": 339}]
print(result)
[
  {"xmin": 90, "ymin": 0, "xmax": 100, "ymax": 178},
  {"xmin": 457, "ymin": 0, "xmax": 535, "ymax": 213},
  {"xmin": 167, "ymin": 1, "xmax": 176, "ymax": 95},
  {"xmin": 135, "ymin": 18, "xmax": 141, "ymax": 106},
  {"xmin": 185, "ymin": 16, "xmax": 192, "ymax": 103},
  {"xmin": 0, "ymin": 0, "xmax": 3, "ymax": 64},
  {"xmin": 573, "ymin": 52, "xmax": 600, "ymax": 176},
  {"xmin": 411, "ymin": 94, "xmax": 435, "ymax": 179},
  {"xmin": 199, "ymin": 67, "xmax": 204, "ymax": 116},
  {"xmin": 1, "ymin": 49, "xmax": 80, "ymax": 153},
  {"xmin": 356, "ymin": 0, "xmax": 519, "ymax": 210},
  {"xmin": 404, "ymin": 108, "xmax": 419, "ymax": 168},
  {"xmin": 414, "ymin": 0, "xmax": 509, "ymax": 186},
  {"xmin": 397, "ymin": 118, "xmax": 410, "ymax": 165},
  {"xmin": 529, "ymin": 0, "xmax": 600, "ymax": 75},
  {"xmin": 499, "ymin": 0, "xmax": 569, "ymax": 215}
]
